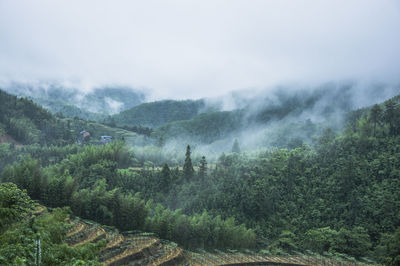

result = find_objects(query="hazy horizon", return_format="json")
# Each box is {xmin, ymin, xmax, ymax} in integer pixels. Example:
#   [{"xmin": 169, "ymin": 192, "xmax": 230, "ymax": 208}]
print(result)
[{"xmin": 1, "ymin": 0, "xmax": 400, "ymax": 100}]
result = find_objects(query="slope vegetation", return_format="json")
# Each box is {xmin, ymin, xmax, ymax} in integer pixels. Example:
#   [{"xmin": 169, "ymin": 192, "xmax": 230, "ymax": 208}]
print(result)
[
  {"xmin": 2, "ymin": 84, "xmax": 146, "ymax": 120},
  {"xmin": 0, "ymin": 89, "xmax": 73, "ymax": 145},
  {"xmin": 66, "ymin": 218, "xmax": 367, "ymax": 266},
  {"xmin": 111, "ymin": 99, "xmax": 207, "ymax": 128}
]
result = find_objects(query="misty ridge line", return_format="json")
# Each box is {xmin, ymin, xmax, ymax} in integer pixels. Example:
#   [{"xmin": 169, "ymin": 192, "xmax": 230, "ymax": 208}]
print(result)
[
  {"xmin": 2, "ymin": 80, "xmax": 398, "ymax": 126},
  {"xmin": 0, "ymin": 81, "xmax": 147, "ymax": 115},
  {"xmin": 3, "ymin": 80, "xmax": 399, "ymax": 112},
  {"xmin": 1, "ymin": 80, "xmax": 398, "ymax": 153},
  {"xmin": 118, "ymin": 82, "xmax": 399, "ymax": 163},
  {"xmin": 0, "ymin": 79, "xmax": 399, "ymax": 173},
  {"xmin": 1, "ymin": 1, "xmax": 400, "ymax": 262}
]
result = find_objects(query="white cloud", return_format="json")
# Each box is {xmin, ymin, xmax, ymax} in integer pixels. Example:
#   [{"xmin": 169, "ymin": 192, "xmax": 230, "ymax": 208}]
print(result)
[
  {"xmin": 104, "ymin": 97, "xmax": 124, "ymax": 114},
  {"xmin": 0, "ymin": 0, "xmax": 399, "ymax": 99}
]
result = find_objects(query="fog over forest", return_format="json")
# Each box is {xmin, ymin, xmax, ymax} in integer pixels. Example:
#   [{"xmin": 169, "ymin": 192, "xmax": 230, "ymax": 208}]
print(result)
[{"xmin": 1, "ymin": 1, "xmax": 400, "ymax": 265}]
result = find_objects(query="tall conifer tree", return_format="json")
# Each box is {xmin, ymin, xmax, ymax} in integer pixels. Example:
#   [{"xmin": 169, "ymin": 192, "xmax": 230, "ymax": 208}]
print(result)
[
  {"xmin": 199, "ymin": 156, "xmax": 207, "ymax": 179},
  {"xmin": 183, "ymin": 145, "xmax": 194, "ymax": 180},
  {"xmin": 369, "ymin": 104, "xmax": 382, "ymax": 137}
]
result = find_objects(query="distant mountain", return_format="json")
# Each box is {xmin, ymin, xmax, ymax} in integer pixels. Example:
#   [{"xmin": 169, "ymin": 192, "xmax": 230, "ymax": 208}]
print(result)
[
  {"xmin": 110, "ymin": 99, "xmax": 210, "ymax": 128},
  {"xmin": 154, "ymin": 110, "xmax": 245, "ymax": 143},
  {"xmin": 2, "ymin": 82, "xmax": 398, "ymax": 148},
  {"xmin": 151, "ymin": 84, "xmax": 399, "ymax": 146},
  {"xmin": 0, "ymin": 88, "xmax": 145, "ymax": 146},
  {"xmin": 150, "ymin": 87, "xmax": 352, "ymax": 143},
  {"xmin": 80, "ymin": 87, "xmax": 146, "ymax": 114},
  {"xmin": 2, "ymin": 83, "xmax": 146, "ymax": 120},
  {"xmin": 33, "ymin": 98, "xmax": 107, "ymax": 121}
]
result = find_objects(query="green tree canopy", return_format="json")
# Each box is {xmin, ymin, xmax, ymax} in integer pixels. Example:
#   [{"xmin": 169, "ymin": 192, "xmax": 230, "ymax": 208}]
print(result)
[{"xmin": 183, "ymin": 145, "xmax": 194, "ymax": 180}]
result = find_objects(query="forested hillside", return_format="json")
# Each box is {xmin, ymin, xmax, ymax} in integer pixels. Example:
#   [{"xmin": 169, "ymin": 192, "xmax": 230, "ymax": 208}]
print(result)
[
  {"xmin": 155, "ymin": 110, "xmax": 245, "ymax": 144},
  {"xmin": 0, "ymin": 89, "xmax": 73, "ymax": 145},
  {"xmin": 110, "ymin": 99, "xmax": 208, "ymax": 128},
  {"xmin": 0, "ymin": 89, "xmax": 143, "ymax": 146},
  {"xmin": 2, "ymin": 84, "xmax": 146, "ymax": 120},
  {"xmin": 150, "ymin": 86, "xmax": 358, "ymax": 146},
  {"xmin": 0, "ymin": 183, "xmax": 367, "ymax": 266},
  {"xmin": 1, "ymin": 87, "xmax": 400, "ymax": 264},
  {"xmin": 40, "ymin": 100, "xmax": 106, "ymax": 121},
  {"xmin": 0, "ymin": 183, "xmax": 105, "ymax": 265},
  {"xmin": 1, "ymin": 143, "xmax": 256, "ymax": 251},
  {"xmin": 111, "ymin": 96, "xmax": 400, "ymax": 264},
  {"xmin": 2, "ymin": 0, "xmax": 400, "ymax": 264}
]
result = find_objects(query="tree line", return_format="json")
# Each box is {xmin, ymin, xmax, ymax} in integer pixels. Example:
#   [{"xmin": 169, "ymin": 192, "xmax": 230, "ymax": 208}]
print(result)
[
  {"xmin": 0, "ymin": 142, "xmax": 256, "ymax": 250},
  {"xmin": 1, "ymin": 93, "xmax": 399, "ymax": 264}
]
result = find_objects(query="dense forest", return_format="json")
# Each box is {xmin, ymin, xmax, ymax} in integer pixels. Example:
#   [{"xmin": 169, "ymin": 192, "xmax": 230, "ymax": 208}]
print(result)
[
  {"xmin": 0, "ymin": 90, "xmax": 73, "ymax": 145},
  {"xmin": 1, "ymin": 88, "xmax": 400, "ymax": 265},
  {"xmin": 0, "ymin": 183, "xmax": 104, "ymax": 265},
  {"xmin": 109, "ymin": 85, "xmax": 372, "ymax": 147},
  {"xmin": 109, "ymin": 99, "xmax": 208, "ymax": 128}
]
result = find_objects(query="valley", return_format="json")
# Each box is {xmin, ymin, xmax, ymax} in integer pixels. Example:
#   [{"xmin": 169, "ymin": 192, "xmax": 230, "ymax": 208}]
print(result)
[{"xmin": 1, "ymin": 86, "xmax": 400, "ymax": 265}]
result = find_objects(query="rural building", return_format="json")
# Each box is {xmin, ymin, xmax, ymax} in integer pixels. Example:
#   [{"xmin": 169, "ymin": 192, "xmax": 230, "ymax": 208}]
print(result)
[
  {"xmin": 100, "ymin": 136, "xmax": 112, "ymax": 144},
  {"xmin": 78, "ymin": 130, "xmax": 91, "ymax": 144}
]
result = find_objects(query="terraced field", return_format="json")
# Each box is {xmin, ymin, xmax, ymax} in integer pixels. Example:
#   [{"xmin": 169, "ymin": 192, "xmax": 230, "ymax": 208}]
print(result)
[
  {"xmin": 66, "ymin": 219, "xmax": 371, "ymax": 266},
  {"xmin": 66, "ymin": 220, "xmax": 183, "ymax": 266}
]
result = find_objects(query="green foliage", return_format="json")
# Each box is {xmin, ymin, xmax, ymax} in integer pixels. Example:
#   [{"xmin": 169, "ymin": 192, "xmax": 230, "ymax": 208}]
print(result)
[
  {"xmin": 330, "ymin": 227, "xmax": 371, "ymax": 258},
  {"xmin": 386, "ymin": 227, "xmax": 400, "ymax": 265},
  {"xmin": 160, "ymin": 163, "xmax": 171, "ymax": 192},
  {"xmin": 145, "ymin": 205, "xmax": 256, "ymax": 250},
  {"xmin": 0, "ymin": 183, "xmax": 34, "ymax": 232},
  {"xmin": 183, "ymin": 145, "xmax": 194, "ymax": 180},
  {"xmin": 269, "ymin": 231, "xmax": 298, "ymax": 254},
  {"xmin": 0, "ymin": 207, "xmax": 103, "ymax": 265},
  {"xmin": 303, "ymin": 227, "xmax": 338, "ymax": 253},
  {"xmin": 198, "ymin": 156, "xmax": 207, "ymax": 179},
  {"xmin": 369, "ymin": 104, "xmax": 382, "ymax": 137},
  {"xmin": 155, "ymin": 110, "xmax": 244, "ymax": 144},
  {"xmin": 70, "ymin": 180, "xmax": 148, "ymax": 230},
  {"xmin": 111, "ymin": 99, "xmax": 206, "ymax": 128},
  {"xmin": 50, "ymin": 142, "xmax": 132, "ymax": 189},
  {"xmin": 0, "ymin": 89, "xmax": 73, "ymax": 145},
  {"xmin": 1, "ymin": 157, "xmax": 46, "ymax": 200},
  {"xmin": 0, "ymin": 184, "xmax": 102, "ymax": 264},
  {"xmin": 150, "ymin": 85, "xmax": 359, "ymax": 146},
  {"xmin": 384, "ymin": 99, "xmax": 397, "ymax": 136},
  {"xmin": 0, "ymin": 143, "xmax": 84, "ymax": 173},
  {"xmin": 130, "ymin": 98, "xmax": 399, "ymax": 261},
  {"xmin": 64, "ymin": 117, "xmax": 142, "ymax": 145},
  {"xmin": 4, "ymin": 85, "xmax": 145, "ymax": 120},
  {"xmin": 1, "ymin": 142, "xmax": 255, "ymax": 251},
  {"xmin": 1, "ymin": 91, "xmax": 400, "ymax": 262}
]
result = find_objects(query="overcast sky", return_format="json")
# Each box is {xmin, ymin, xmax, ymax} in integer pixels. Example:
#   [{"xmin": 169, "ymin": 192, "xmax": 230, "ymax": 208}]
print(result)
[{"xmin": 0, "ymin": 0, "xmax": 400, "ymax": 100}]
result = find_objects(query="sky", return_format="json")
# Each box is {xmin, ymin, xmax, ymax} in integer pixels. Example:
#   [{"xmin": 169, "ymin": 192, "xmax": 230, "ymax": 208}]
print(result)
[{"xmin": 0, "ymin": 0, "xmax": 400, "ymax": 100}]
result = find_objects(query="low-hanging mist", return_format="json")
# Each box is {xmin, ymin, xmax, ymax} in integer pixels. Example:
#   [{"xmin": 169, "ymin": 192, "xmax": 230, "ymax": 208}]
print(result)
[{"xmin": 124, "ymin": 82, "xmax": 399, "ymax": 165}]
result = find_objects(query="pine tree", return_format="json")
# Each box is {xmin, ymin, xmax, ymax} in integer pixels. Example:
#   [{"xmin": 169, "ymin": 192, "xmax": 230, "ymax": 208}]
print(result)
[
  {"xmin": 199, "ymin": 156, "xmax": 207, "ymax": 179},
  {"xmin": 232, "ymin": 139, "xmax": 240, "ymax": 153},
  {"xmin": 369, "ymin": 104, "xmax": 382, "ymax": 137},
  {"xmin": 183, "ymin": 145, "xmax": 194, "ymax": 180},
  {"xmin": 384, "ymin": 100, "xmax": 396, "ymax": 136},
  {"xmin": 160, "ymin": 163, "xmax": 171, "ymax": 191}
]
